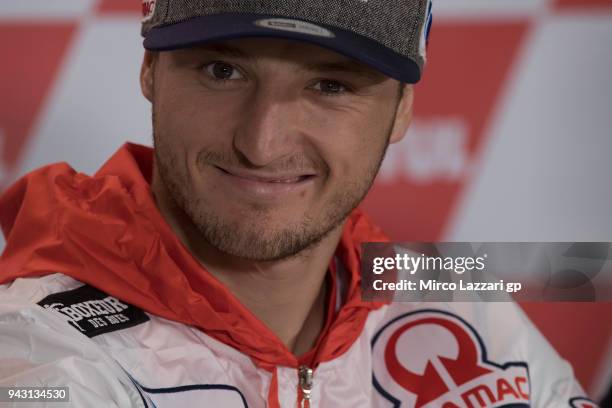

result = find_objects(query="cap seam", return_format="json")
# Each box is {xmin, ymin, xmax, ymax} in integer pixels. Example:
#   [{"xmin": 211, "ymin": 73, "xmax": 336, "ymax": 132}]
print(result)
[
  {"xmin": 408, "ymin": 0, "xmax": 428, "ymax": 64},
  {"xmin": 163, "ymin": 0, "xmax": 171, "ymax": 27}
]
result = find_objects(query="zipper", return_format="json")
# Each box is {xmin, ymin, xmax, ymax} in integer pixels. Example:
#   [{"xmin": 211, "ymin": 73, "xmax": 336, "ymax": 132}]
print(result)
[{"xmin": 298, "ymin": 365, "xmax": 313, "ymax": 408}]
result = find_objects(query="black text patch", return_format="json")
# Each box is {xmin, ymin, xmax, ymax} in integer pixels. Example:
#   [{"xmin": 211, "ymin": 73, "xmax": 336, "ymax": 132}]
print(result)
[{"xmin": 38, "ymin": 285, "xmax": 149, "ymax": 337}]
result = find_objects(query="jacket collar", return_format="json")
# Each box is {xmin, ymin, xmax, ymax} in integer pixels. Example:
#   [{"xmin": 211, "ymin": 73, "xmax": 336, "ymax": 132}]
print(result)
[{"xmin": 0, "ymin": 142, "xmax": 389, "ymax": 368}]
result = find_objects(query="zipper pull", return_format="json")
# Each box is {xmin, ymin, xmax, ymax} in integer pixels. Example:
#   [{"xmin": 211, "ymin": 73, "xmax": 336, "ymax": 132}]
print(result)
[{"xmin": 298, "ymin": 365, "xmax": 313, "ymax": 408}]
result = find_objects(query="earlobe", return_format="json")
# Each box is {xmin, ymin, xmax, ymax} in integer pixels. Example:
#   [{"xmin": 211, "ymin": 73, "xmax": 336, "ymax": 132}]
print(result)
[
  {"xmin": 388, "ymin": 84, "xmax": 414, "ymax": 145},
  {"xmin": 140, "ymin": 51, "xmax": 156, "ymax": 103}
]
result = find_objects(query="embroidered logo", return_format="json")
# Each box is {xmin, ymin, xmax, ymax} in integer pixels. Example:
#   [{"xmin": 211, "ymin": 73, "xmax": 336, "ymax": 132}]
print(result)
[
  {"xmin": 569, "ymin": 397, "xmax": 600, "ymax": 408},
  {"xmin": 254, "ymin": 18, "xmax": 335, "ymax": 38},
  {"xmin": 142, "ymin": 0, "xmax": 156, "ymax": 23},
  {"xmin": 372, "ymin": 310, "xmax": 530, "ymax": 407},
  {"xmin": 38, "ymin": 284, "xmax": 149, "ymax": 338}
]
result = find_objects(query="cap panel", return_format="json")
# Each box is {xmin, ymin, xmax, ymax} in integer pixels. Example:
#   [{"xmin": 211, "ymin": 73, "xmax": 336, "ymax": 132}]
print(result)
[
  {"xmin": 143, "ymin": 13, "xmax": 422, "ymax": 82},
  {"xmin": 141, "ymin": 0, "xmax": 433, "ymax": 83},
  {"xmin": 142, "ymin": 0, "xmax": 170, "ymax": 34},
  {"xmin": 143, "ymin": 0, "xmax": 428, "ymax": 64}
]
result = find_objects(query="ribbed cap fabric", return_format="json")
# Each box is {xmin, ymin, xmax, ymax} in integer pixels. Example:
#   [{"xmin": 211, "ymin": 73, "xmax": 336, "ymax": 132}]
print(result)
[{"xmin": 141, "ymin": 0, "xmax": 433, "ymax": 83}]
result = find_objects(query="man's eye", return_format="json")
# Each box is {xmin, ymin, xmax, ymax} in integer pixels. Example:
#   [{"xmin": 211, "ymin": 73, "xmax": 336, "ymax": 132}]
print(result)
[
  {"xmin": 311, "ymin": 80, "xmax": 349, "ymax": 95},
  {"xmin": 204, "ymin": 62, "xmax": 244, "ymax": 81}
]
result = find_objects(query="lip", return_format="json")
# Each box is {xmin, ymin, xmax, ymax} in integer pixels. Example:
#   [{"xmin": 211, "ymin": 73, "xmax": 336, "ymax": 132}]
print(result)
[{"xmin": 213, "ymin": 165, "xmax": 317, "ymax": 198}]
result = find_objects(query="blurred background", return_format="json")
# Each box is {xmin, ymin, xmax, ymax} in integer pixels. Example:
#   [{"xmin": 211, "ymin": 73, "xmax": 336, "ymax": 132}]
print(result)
[{"xmin": 1, "ymin": 0, "xmax": 611, "ymax": 402}]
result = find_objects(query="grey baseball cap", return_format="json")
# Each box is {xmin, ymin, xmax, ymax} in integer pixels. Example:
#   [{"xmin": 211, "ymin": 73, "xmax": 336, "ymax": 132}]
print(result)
[{"xmin": 141, "ymin": 0, "xmax": 433, "ymax": 84}]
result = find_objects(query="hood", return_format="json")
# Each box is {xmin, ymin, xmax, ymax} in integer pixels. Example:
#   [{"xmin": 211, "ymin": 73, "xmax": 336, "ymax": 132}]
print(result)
[{"xmin": 0, "ymin": 143, "xmax": 390, "ymax": 370}]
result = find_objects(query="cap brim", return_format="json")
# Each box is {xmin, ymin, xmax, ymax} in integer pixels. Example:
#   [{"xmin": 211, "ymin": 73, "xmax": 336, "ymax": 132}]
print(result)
[{"xmin": 143, "ymin": 13, "xmax": 421, "ymax": 83}]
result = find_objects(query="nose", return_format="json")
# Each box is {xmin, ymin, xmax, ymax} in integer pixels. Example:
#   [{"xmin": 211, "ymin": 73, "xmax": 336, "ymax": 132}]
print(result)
[{"xmin": 232, "ymin": 85, "xmax": 296, "ymax": 167}]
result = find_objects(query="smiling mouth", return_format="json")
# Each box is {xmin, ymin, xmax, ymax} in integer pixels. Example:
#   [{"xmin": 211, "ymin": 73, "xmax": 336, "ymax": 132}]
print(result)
[{"xmin": 215, "ymin": 166, "xmax": 315, "ymax": 183}]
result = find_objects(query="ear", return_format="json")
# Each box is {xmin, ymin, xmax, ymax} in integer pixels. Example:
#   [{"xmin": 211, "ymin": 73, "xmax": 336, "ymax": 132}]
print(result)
[
  {"xmin": 140, "ymin": 50, "xmax": 157, "ymax": 103},
  {"xmin": 388, "ymin": 84, "xmax": 414, "ymax": 145}
]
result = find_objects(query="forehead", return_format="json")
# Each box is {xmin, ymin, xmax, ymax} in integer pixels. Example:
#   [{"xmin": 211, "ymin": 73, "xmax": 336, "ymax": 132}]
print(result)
[{"xmin": 168, "ymin": 37, "xmax": 389, "ymax": 81}]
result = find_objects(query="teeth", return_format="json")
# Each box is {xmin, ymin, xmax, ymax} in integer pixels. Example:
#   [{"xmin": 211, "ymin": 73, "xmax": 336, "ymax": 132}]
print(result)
[{"xmin": 270, "ymin": 177, "xmax": 301, "ymax": 183}]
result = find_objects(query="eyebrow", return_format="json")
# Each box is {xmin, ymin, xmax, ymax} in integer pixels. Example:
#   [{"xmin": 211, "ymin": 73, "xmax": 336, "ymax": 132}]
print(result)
[
  {"xmin": 195, "ymin": 43, "xmax": 387, "ymax": 82},
  {"xmin": 197, "ymin": 44, "xmax": 251, "ymax": 59},
  {"xmin": 303, "ymin": 60, "xmax": 387, "ymax": 82}
]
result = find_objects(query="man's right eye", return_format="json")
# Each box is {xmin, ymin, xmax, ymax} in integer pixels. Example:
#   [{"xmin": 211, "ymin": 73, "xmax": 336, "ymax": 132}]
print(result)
[{"xmin": 204, "ymin": 61, "xmax": 244, "ymax": 81}]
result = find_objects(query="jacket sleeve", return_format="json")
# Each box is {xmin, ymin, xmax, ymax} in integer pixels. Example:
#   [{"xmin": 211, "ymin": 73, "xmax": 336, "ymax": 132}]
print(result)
[
  {"xmin": 0, "ymin": 281, "xmax": 148, "ymax": 408},
  {"xmin": 455, "ymin": 301, "xmax": 599, "ymax": 408}
]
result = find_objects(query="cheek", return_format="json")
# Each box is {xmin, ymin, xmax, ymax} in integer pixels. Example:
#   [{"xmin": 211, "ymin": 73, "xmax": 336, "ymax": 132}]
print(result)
[
  {"xmin": 155, "ymin": 86, "xmax": 241, "ymax": 165},
  {"xmin": 305, "ymin": 111, "xmax": 390, "ymax": 183}
]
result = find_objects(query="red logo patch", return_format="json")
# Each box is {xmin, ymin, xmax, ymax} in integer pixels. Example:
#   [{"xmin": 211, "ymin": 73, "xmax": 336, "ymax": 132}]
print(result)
[
  {"xmin": 569, "ymin": 397, "xmax": 600, "ymax": 408},
  {"xmin": 372, "ymin": 310, "xmax": 530, "ymax": 407},
  {"xmin": 142, "ymin": 0, "xmax": 156, "ymax": 22}
]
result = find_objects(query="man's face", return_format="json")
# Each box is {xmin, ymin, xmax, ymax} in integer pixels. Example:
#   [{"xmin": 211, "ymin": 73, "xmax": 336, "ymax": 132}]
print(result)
[{"xmin": 142, "ymin": 38, "xmax": 412, "ymax": 261}]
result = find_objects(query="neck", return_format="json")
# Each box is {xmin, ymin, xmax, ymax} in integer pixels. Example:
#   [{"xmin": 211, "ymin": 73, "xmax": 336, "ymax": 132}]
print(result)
[
  {"xmin": 193, "ymin": 228, "xmax": 342, "ymax": 355},
  {"xmin": 152, "ymin": 169, "xmax": 344, "ymax": 355}
]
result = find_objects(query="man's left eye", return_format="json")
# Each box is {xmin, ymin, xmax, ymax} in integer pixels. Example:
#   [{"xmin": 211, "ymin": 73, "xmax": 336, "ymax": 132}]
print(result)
[
  {"xmin": 204, "ymin": 62, "xmax": 244, "ymax": 81},
  {"xmin": 311, "ymin": 80, "xmax": 349, "ymax": 95}
]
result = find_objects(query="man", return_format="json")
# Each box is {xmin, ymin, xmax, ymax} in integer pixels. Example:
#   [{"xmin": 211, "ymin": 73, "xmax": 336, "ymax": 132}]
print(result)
[{"xmin": 0, "ymin": 1, "xmax": 597, "ymax": 407}]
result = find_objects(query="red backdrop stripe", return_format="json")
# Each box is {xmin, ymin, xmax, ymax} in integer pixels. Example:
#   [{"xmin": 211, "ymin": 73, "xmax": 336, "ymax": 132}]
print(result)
[
  {"xmin": 0, "ymin": 23, "xmax": 77, "ymax": 170},
  {"xmin": 362, "ymin": 21, "xmax": 530, "ymax": 241}
]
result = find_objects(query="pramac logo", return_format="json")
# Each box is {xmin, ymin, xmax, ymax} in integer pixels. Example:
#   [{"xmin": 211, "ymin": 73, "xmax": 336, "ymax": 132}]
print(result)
[
  {"xmin": 372, "ymin": 310, "xmax": 530, "ymax": 407},
  {"xmin": 569, "ymin": 397, "xmax": 599, "ymax": 408}
]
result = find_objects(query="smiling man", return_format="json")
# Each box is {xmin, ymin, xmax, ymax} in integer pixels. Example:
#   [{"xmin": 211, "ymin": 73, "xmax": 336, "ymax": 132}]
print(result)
[
  {"xmin": 0, "ymin": 1, "xmax": 597, "ymax": 407},
  {"xmin": 146, "ymin": 38, "xmax": 410, "ymax": 356},
  {"xmin": 150, "ymin": 41, "xmax": 404, "ymax": 261}
]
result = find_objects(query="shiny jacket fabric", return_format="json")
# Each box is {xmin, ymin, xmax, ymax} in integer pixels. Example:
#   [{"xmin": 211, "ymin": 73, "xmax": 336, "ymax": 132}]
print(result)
[{"xmin": 0, "ymin": 144, "xmax": 596, "ymax": 407}]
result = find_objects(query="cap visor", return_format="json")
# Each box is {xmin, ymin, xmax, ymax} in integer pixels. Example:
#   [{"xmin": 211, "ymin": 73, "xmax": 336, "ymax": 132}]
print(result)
[{"xmin": 143, "ymin": 13, "xmax": 421, "ymax": 83}]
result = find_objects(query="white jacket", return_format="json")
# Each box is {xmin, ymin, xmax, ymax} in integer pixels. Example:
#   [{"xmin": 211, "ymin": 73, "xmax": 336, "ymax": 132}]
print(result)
[
  {"xmin": 0, "ymin": 144, "xmax": 597, "ymax": 407},
  {"xmin": 0, "ymin": 272, "xmax": 596, "ymax": 408}
]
